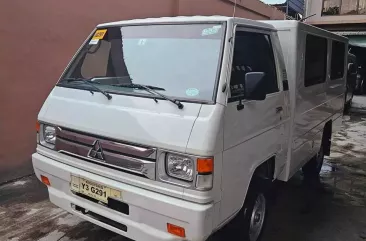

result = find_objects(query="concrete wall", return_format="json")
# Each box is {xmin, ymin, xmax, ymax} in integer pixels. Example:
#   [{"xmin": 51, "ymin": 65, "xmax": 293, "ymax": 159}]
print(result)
[
  {"xmin": 306, "ymin": 0, "xmax": 366, "ymax": 25},
  {"xmin": 0, "ymin": 0, "xmax": 284, "ymax": 183}
]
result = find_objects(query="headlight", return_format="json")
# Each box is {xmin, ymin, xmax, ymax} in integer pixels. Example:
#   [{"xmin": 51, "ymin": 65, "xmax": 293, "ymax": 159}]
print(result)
[
  {"xmin": 44, "ymin": 126, "xmax": 56, "ymax": 144},
  {"xmin": 166, "ymin": 154, "xmax": 194, "ymax": 181},
  {"xmin": 39, "ymin": 124, "xmax": 57, "ymax": 149}
]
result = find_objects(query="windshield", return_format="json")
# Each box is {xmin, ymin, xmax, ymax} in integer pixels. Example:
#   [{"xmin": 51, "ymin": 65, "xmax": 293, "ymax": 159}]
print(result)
[{"xmin": 58, "ymin": 23, "xmax": 225, "ymax": 102}]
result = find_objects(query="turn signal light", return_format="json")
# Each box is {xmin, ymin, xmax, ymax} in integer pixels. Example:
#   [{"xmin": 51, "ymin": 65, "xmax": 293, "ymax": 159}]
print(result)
[
  {"xmin": 167, "ymin": 223, "xmax": 185, "ymax": 238},
  {"xmin": 197, "ymin": 158, "xmax": 214, "ymax": 173},
  {"xmin": 41, "ymin": 175, "xmax": 51, "ymax": 186},
  {"xmin": 36, "ymin": 121, "xmax": 40, "ymax": 132}
]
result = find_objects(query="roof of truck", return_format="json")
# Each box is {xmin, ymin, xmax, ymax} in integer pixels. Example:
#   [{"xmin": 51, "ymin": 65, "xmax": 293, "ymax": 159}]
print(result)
[
  {"xmin": 97, "ymin": 16, "xmax": 275, "ymax": 30},
  {"xmin": 261, "ymin": 20, "xmax": 348, "ymax": 42}
]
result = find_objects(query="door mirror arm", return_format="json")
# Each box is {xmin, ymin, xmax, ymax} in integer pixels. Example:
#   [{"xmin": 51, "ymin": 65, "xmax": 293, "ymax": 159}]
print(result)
[{"xmin": 237, "ymin": 98, "xmax": 244, "ymax": 111}]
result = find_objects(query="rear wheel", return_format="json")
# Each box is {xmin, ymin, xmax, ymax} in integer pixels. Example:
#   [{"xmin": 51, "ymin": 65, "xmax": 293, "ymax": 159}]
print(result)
[{"xmin": 303, "ymin": 144, "xmax": 324, "ymax": 178}]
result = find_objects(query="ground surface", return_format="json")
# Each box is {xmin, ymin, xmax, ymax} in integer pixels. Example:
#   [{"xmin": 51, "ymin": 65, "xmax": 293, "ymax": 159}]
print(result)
[{"xmin": 1, "ymin": 113, "xmax": 366, "ymax": 241}]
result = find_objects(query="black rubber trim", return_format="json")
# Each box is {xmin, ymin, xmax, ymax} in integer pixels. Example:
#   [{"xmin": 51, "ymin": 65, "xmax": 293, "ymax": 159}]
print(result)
[
  {"xmin": 74, "ymin": 204, "xmax": 129, "ymax": 234},
  {"xmin": 75, "ymin": 192, "xmax": 129, "ymax": 215}
]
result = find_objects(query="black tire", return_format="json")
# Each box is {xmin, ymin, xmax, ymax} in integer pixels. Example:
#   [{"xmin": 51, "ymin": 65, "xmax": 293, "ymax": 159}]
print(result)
[
  {"xmin": 234, "ymin": 179, "xmax": 270, "ymax": 241},
  {"xmin": 302, "ymin": 144, "xmax": 324, "ymax": 179},
  {"xmin": 343, "ymin": 98, "xmax": 352, "ymax": 114},
  {"xmin": 344, "ymin": 84, "xmax": 354, "ymax": 114},
  {"xmin": 350, "ymin": 92, "xmax": 354, "ymax": 108}
]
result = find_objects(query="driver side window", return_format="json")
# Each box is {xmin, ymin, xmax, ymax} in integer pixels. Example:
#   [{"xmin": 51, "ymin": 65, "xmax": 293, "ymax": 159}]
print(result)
[
  {"xmin": 229, "ymin": 30, "xmax": 279, "ymax": 102},
  {"xmin": 81, "ymin": 40, "xmax": 111, "ymax": 78}
]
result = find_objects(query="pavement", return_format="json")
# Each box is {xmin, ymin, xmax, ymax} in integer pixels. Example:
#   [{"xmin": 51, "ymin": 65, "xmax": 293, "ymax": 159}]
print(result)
[
  {"xmin": 351, "ymin": 95, "xmax": 366, "ymax": 114},
  {"xmin": 1, "ymin": 113, "xmax": 366, "ymax": 241}
]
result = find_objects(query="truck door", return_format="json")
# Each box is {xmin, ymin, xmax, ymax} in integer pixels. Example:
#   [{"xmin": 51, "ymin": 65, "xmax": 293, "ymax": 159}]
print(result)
[{"xmin": 220, "ymin": 27, "xmax": 288, "ymax": 220}]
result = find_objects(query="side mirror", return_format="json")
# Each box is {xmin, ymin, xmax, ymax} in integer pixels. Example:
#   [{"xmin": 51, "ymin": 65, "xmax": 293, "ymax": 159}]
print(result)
[{"xmin": 244, "ymin": 72, "xmax": 266, "ymax": 101}]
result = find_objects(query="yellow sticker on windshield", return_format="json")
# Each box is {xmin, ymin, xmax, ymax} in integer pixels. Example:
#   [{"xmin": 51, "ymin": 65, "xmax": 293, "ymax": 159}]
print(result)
[{"xmin": 93, "ymin": 29, "xmax": 107, "ymax": 40}]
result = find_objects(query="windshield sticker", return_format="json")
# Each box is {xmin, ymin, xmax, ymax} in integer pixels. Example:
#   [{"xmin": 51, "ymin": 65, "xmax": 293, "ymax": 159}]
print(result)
[
  {"xmin": 138, "ymin": 39, "xmax": 147, "ymax": 46},
  {"xmin": 186, "ymin": 88, "xmax": 199, "ymax": 97},
  {"xmin": 213, "ymin": 25, "xmax": 222, "ymax": 29},
  {"xmin": 93, "ymin": 29, "xmax": 107, "ymax": 40},
  {"xmin": 202, "ymin": 27, "xmax": 219, "ymax": 36},
  {"xmin": 89, "ymin": 39, "xmax": 99, "ymax": 45}
]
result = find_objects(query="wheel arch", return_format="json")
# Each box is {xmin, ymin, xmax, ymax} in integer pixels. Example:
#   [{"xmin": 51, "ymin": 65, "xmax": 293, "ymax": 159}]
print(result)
[
  {"xmin": 242, "ymin": 156, "xmax": 276, "ymax": 207},
  {"xmin": 230, "ymin": 156, "xmax": 275, "ymax": 240},
  {"xmin": 251, "ymin": 156, "xmax": 276, "ymax": 181},
  {"xmin": 218, "ymin": 154, "xmax": 277, "ymax": 236}
]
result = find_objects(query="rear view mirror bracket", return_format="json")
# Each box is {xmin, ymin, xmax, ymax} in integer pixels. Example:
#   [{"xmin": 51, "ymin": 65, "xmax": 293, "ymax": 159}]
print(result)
[{"xmin": 237, "ymin": 99, "xmax": 244, "ymax": 111}]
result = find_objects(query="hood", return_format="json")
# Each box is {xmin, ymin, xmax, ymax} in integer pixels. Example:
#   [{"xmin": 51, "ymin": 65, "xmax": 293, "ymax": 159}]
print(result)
[{"xmin": 39, "ymin": 87, "xmax": 202, "ymax": 153}]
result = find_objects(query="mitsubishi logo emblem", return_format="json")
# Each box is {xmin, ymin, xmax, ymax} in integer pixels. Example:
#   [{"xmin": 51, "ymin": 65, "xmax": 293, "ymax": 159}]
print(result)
[{"xmin": 88, "ymin": 140, "xmax": 105, "ymax": 161}]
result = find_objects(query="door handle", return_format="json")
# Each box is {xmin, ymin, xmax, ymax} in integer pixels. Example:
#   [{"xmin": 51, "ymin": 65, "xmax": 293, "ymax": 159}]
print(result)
[{"xmin": 276, "ymin": 106, "xmax": 283, "ymax": 113}]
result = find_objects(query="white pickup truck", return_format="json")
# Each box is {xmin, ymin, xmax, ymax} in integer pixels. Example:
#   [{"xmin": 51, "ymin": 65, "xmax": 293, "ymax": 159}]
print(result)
[{"xmin": 32, "ymin": 16, "xmax": 347, "ymax": 241}]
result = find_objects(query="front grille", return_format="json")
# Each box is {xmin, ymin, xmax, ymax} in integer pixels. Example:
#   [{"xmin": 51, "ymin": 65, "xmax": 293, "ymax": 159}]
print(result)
[{"xmin": 55, "ymin": 127, "xmax": 156, "ymax": 180}]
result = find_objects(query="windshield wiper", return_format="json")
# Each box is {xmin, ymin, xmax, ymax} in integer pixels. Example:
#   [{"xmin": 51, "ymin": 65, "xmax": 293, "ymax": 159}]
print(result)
[
  {"xmin": 112, "ymin": 83, "xmax": 184, "ymax": 109},
  {"xmin": 62, "ymin": 78, "xmax": 112, "ymax": 100}
]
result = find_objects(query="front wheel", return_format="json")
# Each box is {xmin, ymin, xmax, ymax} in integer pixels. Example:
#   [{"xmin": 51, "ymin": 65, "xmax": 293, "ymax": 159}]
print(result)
[{"xmin": 239, "ymin": 180, "xmax": 269, "ymax": 241}]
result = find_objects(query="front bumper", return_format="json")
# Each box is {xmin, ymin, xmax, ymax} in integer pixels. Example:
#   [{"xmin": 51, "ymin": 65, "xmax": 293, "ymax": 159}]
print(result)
[{"xmin": 32, "ymin": 153, "xmax": 214, "ymax": 241}]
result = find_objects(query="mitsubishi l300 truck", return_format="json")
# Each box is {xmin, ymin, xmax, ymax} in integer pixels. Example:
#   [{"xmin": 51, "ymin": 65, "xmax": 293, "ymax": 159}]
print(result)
[{"xmin": 32, "ymin": 16, "xmax": 347, "ymax": 241}]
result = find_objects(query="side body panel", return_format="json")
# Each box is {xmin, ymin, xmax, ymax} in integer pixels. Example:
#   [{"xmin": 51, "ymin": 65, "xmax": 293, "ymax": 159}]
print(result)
[
  {"xmin": 273, "ymin": 28, "xmax": 298, "ymax": 181},
  {"xmin": 272, "ymin": 21, "xmax": 347, "ymax": 180}
]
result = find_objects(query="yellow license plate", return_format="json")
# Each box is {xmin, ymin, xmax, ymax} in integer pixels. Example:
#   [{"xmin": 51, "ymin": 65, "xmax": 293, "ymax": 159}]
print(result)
[{"xmin": 70, "ymin": 176, "xmax": 121, "ymax": 203}]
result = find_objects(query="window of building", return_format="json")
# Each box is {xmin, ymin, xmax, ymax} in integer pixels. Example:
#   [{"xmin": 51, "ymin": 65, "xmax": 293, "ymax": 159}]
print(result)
[
  {"xmin": 330, "ymin": 41, "xmax": 346, "ymax": 80},
  {"xmin": 359, "ymin": 0, "xmax": 366, "ymax": 14},
  {"xmin": 322, "ymin": 0, "xmax": 341, "ymax": 15},
  {"xmin": 229, "ymin": 31, "xmax": 278, "ymax": 101},
  {"xmin": 322, "ymin": 0, "xmax": 366, "ymax": 15},
  {"xmin": 340, "ymin": 0, "xmax": 358, "ymax": 14},
  {"xmin": 304, "ymin": 34, "xmax": 327, "ymax": 87}
]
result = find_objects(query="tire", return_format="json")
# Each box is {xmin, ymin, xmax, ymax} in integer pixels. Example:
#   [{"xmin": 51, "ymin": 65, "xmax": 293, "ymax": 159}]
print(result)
[
  {"xmin": 350, "ymin": 92, "xmax": 354, "ymax": 107},
  {"xmin": 302, "ymin": 144, "xmax": 324, "ymax": 179},
  {"xmin": 236, "ymin": 179, "xmax": 270, "ymax": 241},
  {"xmin": 343, "ymin": 98, "xmax": 352, "ymax": 114}
]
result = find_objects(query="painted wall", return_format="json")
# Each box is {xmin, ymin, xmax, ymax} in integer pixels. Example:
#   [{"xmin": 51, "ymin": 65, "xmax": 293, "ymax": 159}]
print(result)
[
  {"xmin": 306, "ymin": 0, "xmax": 366, "ymax": 25},
  {"xmin": 0, "ymin": 0, "xmax": 284, "ymax": 183}
]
